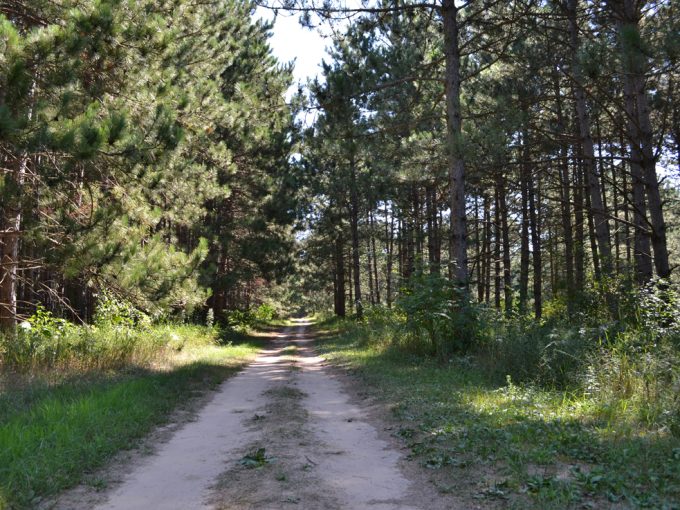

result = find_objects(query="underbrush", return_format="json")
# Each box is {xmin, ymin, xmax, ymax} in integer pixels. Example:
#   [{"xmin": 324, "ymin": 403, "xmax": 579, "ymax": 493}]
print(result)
[
  {"xmin": 0, "ymin": 321, "xmax": 223, "ymax": 375},
  {"xmin": 316, "ymin": 320, "xmax": 680, "ymax": 508},
  {"xmin": 221, "ymin": 303, "xmax": 279, "ymax": 333},
  {"xmin": 0, "ymin": 294, "xmax": 236, "ymax": 375},
  {"xmin": 314, "ymin": 278, "xmax": 680, "ymax": 507}
]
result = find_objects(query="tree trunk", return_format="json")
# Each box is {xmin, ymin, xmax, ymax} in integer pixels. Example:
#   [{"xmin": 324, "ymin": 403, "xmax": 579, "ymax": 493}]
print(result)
[
  {"xmin": 573, "ymin": 156, "xmax": 585, "ymax": 291},
  {"xmin": 426, "ymin": 184, "xmax": 439, "ymax": 274},
  {"xmin": 350, "ymin": 165, "xmax": 362, "ymax": 318},
  {"xmin": 583, "ymin": 155, "xmax": 601, "ymax": 280},
  {"xmin": 615, "ymin": 1, "xmax": 668, "ymax": 279},
  {"xmin": 483, "ymin": 194, "xmax": 492, "ymax": 304},
  {"xmin": 0, "ymin": 82, "xmax": 35, "ymax": 332},
  {"xmin": 384, "ymin": 202, "xmax": 394, "ymax": 307},
  {"xmin": 554, "ymin": 69, "xmax": 575, "ymax": 305},
  {"xmin": 528, "ymin": 165, "xmax": 542, "ymax": 320},
  {"xmin": 366, "ymin": 212, "xmax": 375, "ymax": 306},
  {"xmin": 474, "ymin": 195, "xmax": 483, "ymax": 301},
  {"xmin": 413, "ymin": 187, "xmax": 423, "ymax": 266},
  {"xmin": 370, "ymin": 210, "xmax": 381, "ymax": 304},
  {"xmin": 567, "ymin": 0, "xmax": 613, "ymax": 276},
  {"xmin": 620, "ymin": 132, "xmax": 633, "ymax": 269},
  {"xmin": 347, "ymin": 249, "xmax": 353, "ymax": 312},
  {"xmin": 623, "ymin": 75, "xmax": 653, "ymax": 283},
  {"xmin": 498, "ymin": 175, "xmax": 513, "ymax": 315},
  {"xmin": 442, "ymin": 0, "xmax": 468, "ymax": 286},
  {"xmin": 494, "ymin": 188, "xmax": 502, "ymax": 310},
  {"xmin": 610, "ymin": 141, "xmax": 622, "ymax": 273},
  {"xmin": 519, "ymin": 139, "xmax": 530, "ymax": 313},
  {"xmin": 334, "ymin": 234, "xmax": 346, "ymax": 317}
]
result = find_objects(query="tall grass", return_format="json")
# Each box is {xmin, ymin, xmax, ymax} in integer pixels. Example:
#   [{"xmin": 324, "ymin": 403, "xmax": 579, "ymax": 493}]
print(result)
[{"xmin": 0, "ymin": 317, "xmax": 225, "ymax": 375}]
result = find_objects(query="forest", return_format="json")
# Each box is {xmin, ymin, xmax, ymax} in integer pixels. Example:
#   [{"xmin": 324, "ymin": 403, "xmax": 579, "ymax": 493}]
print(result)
[{"xmin": 1, "ymin": 0, "xmax": 679, "ymax": 508}]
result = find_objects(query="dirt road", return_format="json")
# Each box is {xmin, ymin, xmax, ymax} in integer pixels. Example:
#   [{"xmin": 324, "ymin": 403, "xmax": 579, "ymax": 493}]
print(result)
[{"xmin": 55, "ymin": 321, "xmax": 455, "ymax": 509}]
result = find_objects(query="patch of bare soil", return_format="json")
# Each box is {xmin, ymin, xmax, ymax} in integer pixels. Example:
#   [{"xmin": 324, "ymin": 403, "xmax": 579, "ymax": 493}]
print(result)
[
  {"xmin": 208, "ymin": 377, "xmax": 344, "ymax": 510},
  {"xmin": 311, "ymin": 333, "xmax": 512, "ymax": 510},
  {"xmin": 210, "ymin": 322, "xmax": 462, "ymax": 509}
]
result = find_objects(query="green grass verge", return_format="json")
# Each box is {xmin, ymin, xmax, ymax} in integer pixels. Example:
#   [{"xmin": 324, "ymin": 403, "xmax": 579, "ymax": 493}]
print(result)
[
  {"xmin": 315, "ymin": 322, "xmax": 680, "ymax": 509},
  {"xmin": 0, "ymin": 328, "xmax": 263, "ymax": 509}
]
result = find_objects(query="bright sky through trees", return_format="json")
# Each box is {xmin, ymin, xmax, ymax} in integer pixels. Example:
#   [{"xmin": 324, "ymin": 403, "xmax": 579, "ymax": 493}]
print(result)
[{"xmin": 256, "ymin": 7, "xmax": 328, "ymax": 86}]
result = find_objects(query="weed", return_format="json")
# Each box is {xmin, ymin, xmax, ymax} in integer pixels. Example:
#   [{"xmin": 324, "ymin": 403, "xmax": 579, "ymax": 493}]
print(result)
[{"xmin": 240, "ymin": 447, "xmax": 276, "ymax": 469}]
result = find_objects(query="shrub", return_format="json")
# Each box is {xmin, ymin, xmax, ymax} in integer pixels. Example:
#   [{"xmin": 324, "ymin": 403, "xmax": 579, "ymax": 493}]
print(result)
[
  {"xmin": 205, "ymin": 308, "xmax": 215, "ymax": 328},
  {"xmin": 636, "ymin": 279, "xmax": 680, "ymax": 339},
  {"xmin": 253, "ymin": 303, "xmax": 276, "ymax": 322},
  {"xmin": 224, "ymin": 303, "xmax": 277, "ymax": 333},
  {"xmin": 94, "ymin": 291, "xmax": 150, "ymax": 329},
  {"xmin": 397, "ymin": 272, "xmax": 486, "ymax": 360},
  {"xmin": 3, "ymin": 306, "xmax": 77, "ymax": 369},
  {"xmin": 225, "ymin": 309, "xmax": 255, "ymax": 332}
]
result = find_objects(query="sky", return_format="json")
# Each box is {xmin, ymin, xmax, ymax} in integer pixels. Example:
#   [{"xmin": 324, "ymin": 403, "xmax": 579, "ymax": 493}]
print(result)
[{"xmin": 255, "ymin": 7, "xmax": 330, "ymax": 87}]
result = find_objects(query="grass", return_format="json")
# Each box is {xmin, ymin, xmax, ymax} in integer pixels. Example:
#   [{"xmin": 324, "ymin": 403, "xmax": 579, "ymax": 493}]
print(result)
[
  {"xmin": 0, "ymin": 325, "xmax": 264, "ymax": 509},
  {"xmin": 315, "ymin": 320, "xmax": 680, "ymax": 509}
]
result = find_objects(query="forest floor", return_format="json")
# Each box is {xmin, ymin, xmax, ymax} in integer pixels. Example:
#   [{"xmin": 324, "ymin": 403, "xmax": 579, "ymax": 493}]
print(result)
[{"xmin": 46, "ymin": 320, "xmax": 460, "ymax": 510}]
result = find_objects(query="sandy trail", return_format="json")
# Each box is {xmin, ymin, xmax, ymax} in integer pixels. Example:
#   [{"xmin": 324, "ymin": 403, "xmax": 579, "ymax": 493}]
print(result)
[{"xmin": 76, "ymin": 321, "xmax": 453, "ymax": 509}]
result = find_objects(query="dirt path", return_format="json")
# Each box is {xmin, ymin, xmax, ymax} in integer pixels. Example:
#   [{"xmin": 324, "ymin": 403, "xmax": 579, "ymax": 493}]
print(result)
[{"xmin": 56, "ymin": 321, "xmax": 456, "ymax": 509}]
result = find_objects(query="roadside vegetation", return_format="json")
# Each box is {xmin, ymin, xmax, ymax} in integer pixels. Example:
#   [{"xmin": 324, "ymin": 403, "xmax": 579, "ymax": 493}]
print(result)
[
  {"xmin": 0, "ymin": 295, "xmax": 265, "ymax": 510},
  {"xmin": 316, "ymin": 276, "xmax": 680, "ymax": 509}
]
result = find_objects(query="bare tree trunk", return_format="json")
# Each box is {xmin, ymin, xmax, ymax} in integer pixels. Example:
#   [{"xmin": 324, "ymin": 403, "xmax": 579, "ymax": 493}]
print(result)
[
  {"xmin": 405, "ymin": 203, "xmax": 415, "ymax": 278},
  {"xmin": 397, "ymin": 217, "xmax": 404, "ymax": 280},
  {"xmin": 611, "ymin": 143, "xmax": 621, "ymax": 274},
  {"xmin": 334, "ymin": 234, "xmax": 346, "ymax": 317},
  {"xmin": 414, "ymin": 187, "xmax": 423, "ymax": 267},
  {"xmin": 494, "ymin": 188, "xmax": 502, "ymax": 310},
  {"xmin": 519, "ymin": 138, "xmax": 531, "ymax": 313},
  {"xmin": 384, "ymin": 202, "xmax": 394, "ymax": 307},
  {"xmin": 0, "ymin": 83, "xmax": 34, "ymax": 331},
  {"xmin": 614, "ymin": 0, "xmax": 668, "ymax": 279},
  {"xmin": 348, "ymin": 250, "xmax": 353, "ymax": 312},
  {"xmin": 0, "ymin": 221, "xmax": 22, "ymax": 331},
  {"xmin": 567, "ymin": 0, "xmax": 613, "ymax": 276},
  {"xmin": 573, "ymin": 156, "xmax": 586, "ymax": 291},
  {"xmin": 366, "ymin": 215, "xmax": 375, "ymax": 306},
  {"xmin": 554, "ymin": 70, "xmax": 575, "ymax": 307},
  {"xmin": 483, "ymin": 194, "xmax": 492, "ymax": 304},
  {"xmin": 474, "ymin": 195, "xmax": 483, "ymax": 300},
  {"xmin": 443, "ymin": 0, "xmax": 468, "ymax": 286},
  {"xmin": 370, "ymin": 210, "xmax": 381, "ymax": 304},
  {"xmin": 528, "ymin": 165, "xmax": 542, "ymax": 319},
  {"xmin": 426, "ymin": 184, "xmax": 439, "ymax": 274},
  {"xmin": 498, "ymin": 175, "xmax": 513, "ymax": 315},
  {"xmin": 623, "ymin": 76, "xmax": 653, "ymax": 283},
  {"xmin": 620, "ymin": 133, "xmax": 633, "ymax": 269},
  {"xmin": 350, "ymin": 164, "xmax": 362, "ymax": 318},
  {"xmin": 637, "ymin": 73, "xmax": 670, "ymax": 279},
  {"xmin": 583, "ymin": 156, "xmax": 601, "ymax": 280}
]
